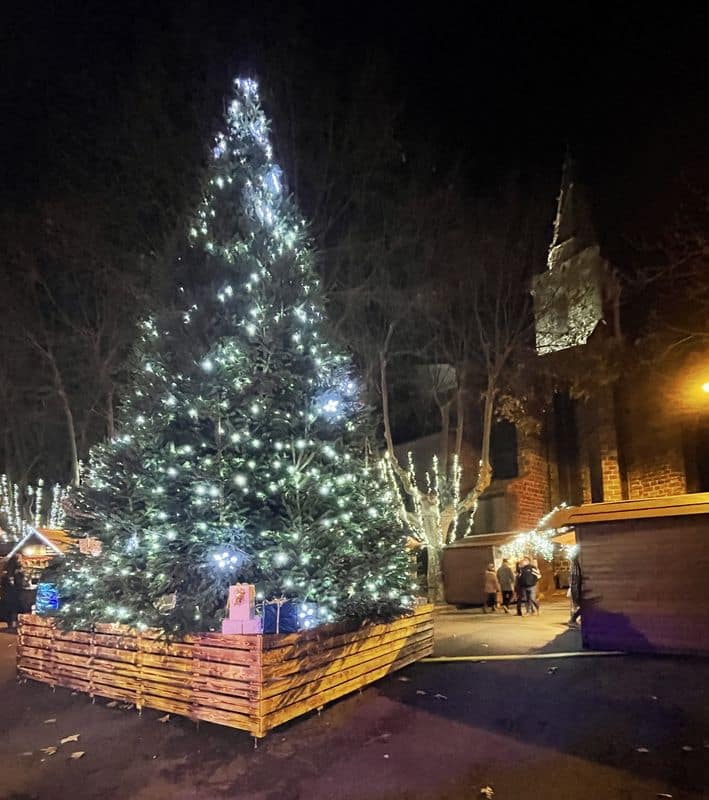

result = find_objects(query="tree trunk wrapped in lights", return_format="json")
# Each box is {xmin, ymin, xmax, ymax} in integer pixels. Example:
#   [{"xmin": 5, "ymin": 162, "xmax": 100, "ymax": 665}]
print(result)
[
  {"xmin": 47, "ymin": 78, "xmax": 412, "ymax": 636},
  {"xmin": 380, "ymin": 332, "xmax": 495, "ymax": 603},
  {"xmin": 0, "ymin": 474, "xmax": 68, "ymax": 541}
]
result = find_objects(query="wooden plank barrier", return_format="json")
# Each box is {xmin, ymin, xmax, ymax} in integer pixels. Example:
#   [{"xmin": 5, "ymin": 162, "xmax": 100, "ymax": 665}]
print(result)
[{"xmin": 17, "ymin": 604, "xmax": 433, "ymax": 737}]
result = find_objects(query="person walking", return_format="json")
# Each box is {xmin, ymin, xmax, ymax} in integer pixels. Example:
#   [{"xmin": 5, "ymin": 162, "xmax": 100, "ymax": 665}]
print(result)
[
  {"xmin": 497, "ymin": 558, "xmax": 515, "ymax": 614},
  {"xmin": 1, "ymin": 558, "xmax": 21, "ymax": 632},
  {"xmin": 568, "ymin": 554, "xmax": 582, "ymax": 625},
  {"xmin": 483, "ymin": 563, "xmax": 500, "ymax": 613},
  {"xmin": 515, "ymin": 560, "xmax": 524, "ymax": 616},
  {"xmin": 519, "ymin": 557, "xmax": 542, "ymax": 615}
]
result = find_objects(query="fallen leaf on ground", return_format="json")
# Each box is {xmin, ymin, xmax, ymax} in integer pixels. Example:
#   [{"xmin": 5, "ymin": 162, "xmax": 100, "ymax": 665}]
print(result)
[
  {"xmin": 383, "ymin": 754, "xmax": 389, "ymax": 759},
  {"xmin": 480, "ymin": 786, "xmax": 495, "ymax": 798},
  {"xmin": 40, "ymin": 746, "xmax": 58, "ymax": 755},
  {"xmin": 681, "ymin": 745, "xmax": 693, "ymax": 752},
  {"xmin": 43, "ymin": 718, "xmax": 57, "ymax": 724},
  {"xmin": 434, "ymin": 693, "xmax": 448, "ymax": 700},
  {"xmin": 71, "ymin": 691, "xmax": 78, "ymax": 696},
  {"xmin": 415, "ymin": 690, "xmax": 427, "ymax": 695},
  {"xmin": 397, "ymin": 676, "xmax": 411, "ymax": 682},
  {"xmin": 656, "ymin": 793, "xmax": 673, "ymax": 798},
  {"xmin": 635, "ymin": 746, "xmax": 649, "ymax": 753},
  {"xmin": 548, "ymin": 667, "xmax": 558, "ymax": 674},
  {"xmin": 157, "ymin": 714, "xmax": 170, "ymax": 723},
  {"xmin": 106, "ymin": 701, "xmax": 118, "ymax": 708},
  {"xmin": 60, "ymin": 734, "xmax": 80, "ymax": 744},
  {"xmin": 364, "ymin": 732, "xmax": 391, "ymax": 746},
  {"xmin": 70, "ymin": 751, "xmax": 85, "ymax": 759},
  {"xmin": 20, "ymin": 751, "xmax": 33, "ymax": 757},
  {"xmin": 650, "ymin": 695, "xmax": 659, "ymax": 700}
]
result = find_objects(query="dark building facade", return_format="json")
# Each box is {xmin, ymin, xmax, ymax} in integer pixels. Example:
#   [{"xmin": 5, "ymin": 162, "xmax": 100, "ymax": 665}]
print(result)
[{"xmin": 474, "ymin": 157, "xmax": 709, "ymax": 533}]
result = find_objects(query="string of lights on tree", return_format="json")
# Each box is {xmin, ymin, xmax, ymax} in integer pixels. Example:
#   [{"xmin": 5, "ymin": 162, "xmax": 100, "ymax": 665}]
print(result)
[
  {"xmin": 382, "ymin": 451, "xmax": 466, "ymax": 547},
  {"xmin": 48, "ymin": 77, "xmax": 413, "ymax": 634},
  {"xmin": 0, "ymin": 474, "xmax": 68, "ymax": 542}
]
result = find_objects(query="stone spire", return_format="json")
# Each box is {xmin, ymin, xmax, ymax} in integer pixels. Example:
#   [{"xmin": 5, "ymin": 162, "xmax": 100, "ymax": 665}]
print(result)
[
  {"xmin": 547, "ymin": 151, "xmax": 597, "ymax": 270},
  {"xmin": 533, "ymin": 150, "xmax": 617, "ymax": 354}
]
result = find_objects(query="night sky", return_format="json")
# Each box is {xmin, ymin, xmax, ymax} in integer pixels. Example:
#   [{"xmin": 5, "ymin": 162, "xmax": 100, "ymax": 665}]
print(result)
[{"xmin": 3, "ymin": 2, "xmax": 708, "ymax": 266}]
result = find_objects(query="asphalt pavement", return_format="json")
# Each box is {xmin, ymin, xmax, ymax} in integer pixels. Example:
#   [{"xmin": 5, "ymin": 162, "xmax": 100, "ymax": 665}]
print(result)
[
  {"xmin": 433, "ymin": 596, "xmax": 582, "ymax": 657},
  {"xmin": 1, "ymin": 621, "xmax": 708, "ymax": 799}
]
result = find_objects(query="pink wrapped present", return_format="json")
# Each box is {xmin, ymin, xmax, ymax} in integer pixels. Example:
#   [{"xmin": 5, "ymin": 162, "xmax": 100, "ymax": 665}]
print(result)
[
  {"xmin": 227, "ymin": 583, "xmax": 256, "ymax": 620},
  {"xmin": 221, "ymin": 617, "xmax": 262, "ymax": 635},
  {"xmin": 241, "ymin": 618, "xmax": 262, "ymax": 634}
]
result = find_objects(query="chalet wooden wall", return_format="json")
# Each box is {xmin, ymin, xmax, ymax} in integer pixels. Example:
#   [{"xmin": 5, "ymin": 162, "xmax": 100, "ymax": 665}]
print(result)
[
  {"xmin": 442, "ymin": 543, "xmax": 494, "ymax": 605},
  {"xmin": 577, "ymin": 515, "xmax": 709, "ymax": 655},
  {"xmin": 17, "ymin": 604, "xmax": 433, "ymax": 737}
]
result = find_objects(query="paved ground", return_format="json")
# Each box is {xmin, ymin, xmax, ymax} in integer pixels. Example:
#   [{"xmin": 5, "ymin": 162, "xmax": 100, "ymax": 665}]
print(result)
[
  {"xmin": 1, "ymin": 625, "xmax": 708, "ymax": 800},
  {"xmin": 433, "ymin": 597, "xmax": 582, "ymax": 657}
]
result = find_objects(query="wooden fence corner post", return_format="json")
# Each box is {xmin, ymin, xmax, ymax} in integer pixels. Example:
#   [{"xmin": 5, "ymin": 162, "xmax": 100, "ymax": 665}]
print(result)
[
  {"xmin": 189, "ymin": 632, "xmax": 200, "ymax": 726},
  {"xmin": 88, "ymin": 626, "xmax": 96, "ymax": 700},
  {"xmin": 136, "ymin": 627, "xmax": 144, "ymax": 714},
  {"xmin": 47, "ymin": 616, "xmax": 57, "ymax": 690},
  {"xmin": 254, "ymin": 632, "xmax": 265, "ymax": 739}
]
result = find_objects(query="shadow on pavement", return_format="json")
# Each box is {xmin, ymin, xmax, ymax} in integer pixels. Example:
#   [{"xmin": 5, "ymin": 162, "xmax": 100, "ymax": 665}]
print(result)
[
  {"xmin": 379, "ymin": 654, "xmax": 709, "ymax": 795},
  {"xmin": 533, "ymin": 625, "xmax": 583, "ymax": 653}
]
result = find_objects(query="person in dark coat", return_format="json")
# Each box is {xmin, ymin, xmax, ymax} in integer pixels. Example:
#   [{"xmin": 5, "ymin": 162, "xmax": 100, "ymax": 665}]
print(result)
[
  {"xmin": 519, "ymin": 558, "xmax": 541, "ymax": 615},
  {"xmin": 1, "ymin": 557, "xmax": 21, "ymax": 631},
  {"xmin": 496, "ymin": 558, "xmax": 515, "ymax": 614},
  {"xmin": 515, "ymin": 561, "xmax": 524, "ymax": 616},
  {"xmin": 568, "ymin": 554, "xmax": 582, "ymax": 625}
]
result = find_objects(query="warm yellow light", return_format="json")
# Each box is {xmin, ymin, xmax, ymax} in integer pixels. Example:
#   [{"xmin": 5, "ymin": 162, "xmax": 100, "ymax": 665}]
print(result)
[{"xmin": 703, "ymin": 382, "xmax": 709, "ymax": 394}]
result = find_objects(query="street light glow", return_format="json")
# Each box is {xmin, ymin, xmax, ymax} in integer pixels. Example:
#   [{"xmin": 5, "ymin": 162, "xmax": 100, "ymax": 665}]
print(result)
[{"xmin": 702, "ymin": 382, "xmax": 709, "ymax": 394}]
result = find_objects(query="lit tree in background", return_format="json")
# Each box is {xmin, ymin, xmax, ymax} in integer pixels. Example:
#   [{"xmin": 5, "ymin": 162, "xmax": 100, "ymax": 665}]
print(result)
[{"xmin": 49, "ymin": 78, "xmax": 411, "ymax": 635}]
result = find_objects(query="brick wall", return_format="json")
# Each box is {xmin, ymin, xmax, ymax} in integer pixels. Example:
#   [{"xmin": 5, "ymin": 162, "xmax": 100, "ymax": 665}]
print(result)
[
  {"xmin": 571, "ymin": 384, "xmax": 687, "ymax": 503},
  {"xmin": 615, "ymin": 381, "xmax": 688, "ymax": 500},
  {"xmin": 575, "ymin": 402, "xmax": 594, "ymax": 504},
  {"xmin": 506, "ymin": 428, "xmax": 551, "ymax": 528},
  {"xmin": 624, "ymin": 433, "xmax": 687, "ymax": 499},
  {"xmin": 481, "ymin": 371, "xmax": 691, "ymax": 534},
  {"xmin": 596, "ymin": 387, "xmax": 624, "ymax": 501}
]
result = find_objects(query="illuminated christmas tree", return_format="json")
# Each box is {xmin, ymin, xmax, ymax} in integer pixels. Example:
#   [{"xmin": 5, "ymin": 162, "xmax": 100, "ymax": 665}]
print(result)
[{"xmin": 51, "ymin": 78, "xmax": 412, "ymax": 634}]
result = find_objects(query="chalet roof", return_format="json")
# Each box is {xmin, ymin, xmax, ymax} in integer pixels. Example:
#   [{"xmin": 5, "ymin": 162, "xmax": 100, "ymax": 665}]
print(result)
[
  {"xmin": 4, "ymin": 527, "xmax": 69, "ymax": 559},
  {"xmin": 565, "ymin": 493, "xmax": 709, "ymax": 524},
  {"xmin": 446, "ymin": 531, "xmax": 526, "ymax": 548},
  {"xmin": 38, "ymin": 528, "xmax": 73, "ymax": 550}
]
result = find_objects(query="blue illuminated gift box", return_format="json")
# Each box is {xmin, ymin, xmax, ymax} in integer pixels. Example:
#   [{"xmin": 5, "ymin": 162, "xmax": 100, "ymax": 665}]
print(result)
[
  {"xmin": 261, "ymin": 599, "xmax": 320, "ymax": 633},
  {"xmin": 262, "ymin": 599, "xmax": 299, "ymax": 633},
  {"xmin": 35, "ymin": 583, "xmax": 59, "ymax": 614}
]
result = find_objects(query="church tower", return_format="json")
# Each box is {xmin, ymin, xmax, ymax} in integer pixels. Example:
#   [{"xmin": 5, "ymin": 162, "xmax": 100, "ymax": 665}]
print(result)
[{"xmin": 532, "ymin": 153, "xmax": 619, "ymax": 355}]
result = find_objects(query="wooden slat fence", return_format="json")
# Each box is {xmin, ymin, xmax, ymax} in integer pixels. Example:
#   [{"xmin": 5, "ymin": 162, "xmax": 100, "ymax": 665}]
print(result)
[{"xmin": 17, "ymin": 604, "xmax": 433, "ymax": 737}]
